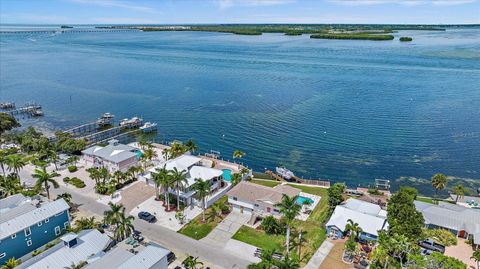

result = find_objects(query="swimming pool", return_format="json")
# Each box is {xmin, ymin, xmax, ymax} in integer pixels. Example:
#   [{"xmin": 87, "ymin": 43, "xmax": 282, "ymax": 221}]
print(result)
[
  {"xmin": 296, "ymin": 196, "xmax": 314, "ymax": 205},
  {"xmin": 223, "ymin": 169, "xmax": 232, "ymax": 182}
]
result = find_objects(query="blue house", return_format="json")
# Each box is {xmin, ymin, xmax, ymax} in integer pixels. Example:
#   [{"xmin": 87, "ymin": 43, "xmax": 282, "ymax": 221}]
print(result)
[{"xmin": 0, "ymin": 194, "xmax": 70, "ymax": 264}]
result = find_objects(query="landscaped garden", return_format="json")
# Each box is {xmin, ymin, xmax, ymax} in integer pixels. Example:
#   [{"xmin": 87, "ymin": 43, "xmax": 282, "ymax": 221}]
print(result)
[
  {"xmin": 233, "ymin": 181, "xmax": 330, "ymax": 264},
  {"xmin": 178, "ymin": 196, "xmax": 231, "ymax": 240}
]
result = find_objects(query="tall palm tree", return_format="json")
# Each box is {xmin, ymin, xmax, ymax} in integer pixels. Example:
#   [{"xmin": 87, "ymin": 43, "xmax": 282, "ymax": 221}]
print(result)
[
  {"xmin": 0, "ymin": 174, "xmax": 23, "ymax": 198},
  {"xmin": 275, "ymin": 194, "xmax": 301, "ymax": 253},
  {"xmin": 185, "ymin": 139, "xmax": 199, "ymax": 153},
  {"xmin": 170, "ymin": 167, "xmax": 188, "ymax": 211},
  {"xmin": 6, "ymin": 154, "xmax": 26, "ymax": 179},
  {"xmin": 431, "ymin": 173, "xmax": 448, "ymax": 204},
  {"xmin": 114, "ymin": 213, "xmax": 135, "ymax": 241},
  {"xmin": 157, "ymin": 166, "xmax": 173, "ymax": 210},
  {"xmin": 113, "ymin": 170, "xmax": 126, "ymax": 185},
  {"xmin": 152, "ymin": 166, "xmax": 170, "ymax": 200},
  {"xmin": 233, "ymin": 150, "xmax": 245, "ymax": 160},
  {"xmin": 32, "ymin": 166, "xmax": 60, "ymax": 200},
  {"xmin": 47, "ymin": 148, "xmax": 59, "ymax": 170},
  {"xmin": 193, "ymin": 178, "xmax": 211, "ymax": 222},
  {"xmin": 344, "ymin": 219, "xmax": 362, "ymax": 241},
  {"xmin": 104, "ymin": 202, "xmax": 125, "ymax": 225},
  {"xmin": 141, "ymin": 148, "xmax": 157, "ymax": 170},
  {"xmin": 182, "ymin": 255, "xmax": 203, "ymax": 269},
  {"xmin": 452, "ymin": 184, "xmax": 466, "ymax": 203},
  {"xmin": 0, "ymin": 150, "xmax": 8, "ymax": 176},
  {"xmin": 231, "ymin": 173, "xmax": 242, "ymax": 186},
  {"xmin": 126, "ymin": 166, "xmax": 140, "ymax": 181},
  {"xmin": 2, "ymin": 257, "xmax": 20, "ymax": 269}
]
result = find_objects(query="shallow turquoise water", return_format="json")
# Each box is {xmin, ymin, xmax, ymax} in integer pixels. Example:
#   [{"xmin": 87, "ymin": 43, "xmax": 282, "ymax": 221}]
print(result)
[{"xmin": 1, "ymin": 27, "xmax": 479, "ymax": 188}]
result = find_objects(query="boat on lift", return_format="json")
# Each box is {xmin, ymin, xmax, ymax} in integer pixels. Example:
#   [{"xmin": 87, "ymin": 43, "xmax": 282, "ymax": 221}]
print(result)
[
  {"xmin": 275, "ymin": 166, "xmax": 295, "ymax": 180},
  {"xmin": 97, "ymin": 113, "xmax": 115, "ymax": 126},
  {"xmin": 140, "ymin": 122, "xmax": 157, "ymax": 133},
  {"xmin": 120, "ymin": 117, "xmax": 143, "ymax": 128}
]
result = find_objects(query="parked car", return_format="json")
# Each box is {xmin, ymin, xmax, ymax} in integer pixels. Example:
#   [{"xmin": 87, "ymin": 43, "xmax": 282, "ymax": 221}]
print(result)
[
  {"xmin": 418, "ymin": 239, "xmax": 445, "ymax": 253},
  {"xmin": 138, "ymin": 211, "xmax": 157, "ymax": 223},
  {"xmin": 421, "ymin": 248, "xmax": 433, "ymax": 256},
  {"xmin": 167, "ymin": 251, "xmax": 176, "ymax": 264}
]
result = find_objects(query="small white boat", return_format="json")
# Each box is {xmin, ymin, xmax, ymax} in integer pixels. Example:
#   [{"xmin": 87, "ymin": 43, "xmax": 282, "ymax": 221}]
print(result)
[
  {"xmin": 276, "ymin": 167, "xmax": 295, "ymax": 180},
  {"xmin": 140, "ymin": 122, "xmax": 157, "ymax": 133},
  {"xmin": 120, "ymin": 117, "xmax": 143, "ymax": 128}
]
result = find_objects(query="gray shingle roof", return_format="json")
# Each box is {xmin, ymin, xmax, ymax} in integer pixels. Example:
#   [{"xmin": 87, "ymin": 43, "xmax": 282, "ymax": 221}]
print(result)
[{"xmin": 82, "ymin": 143, "xmax": 137, "ymax": 164}]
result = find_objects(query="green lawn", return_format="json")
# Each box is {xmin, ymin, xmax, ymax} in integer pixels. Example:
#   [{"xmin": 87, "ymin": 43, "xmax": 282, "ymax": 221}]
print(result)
[
  {"xmin": 416, "ymin": 196, "xmax": 435, "ymax": 204},
  {"xmin": 232, "ymin": 226, "xmax": 285, "ymax": 251},
  {"xmin": 251, "ymin": 179, "xmax": 281, "ymax": 188},
  {"xmin": 178, "ymin": 197, "xmax": 228, "ymax": 240},
  {"xmin": 237, "ymin": 181, "xmax": 330, "ymax": 263}
]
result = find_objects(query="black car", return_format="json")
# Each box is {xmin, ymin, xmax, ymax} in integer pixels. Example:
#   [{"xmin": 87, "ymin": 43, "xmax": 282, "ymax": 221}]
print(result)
[{"xmin": 138, "ymin": 211, "xmax": 157, "ymax": 223}]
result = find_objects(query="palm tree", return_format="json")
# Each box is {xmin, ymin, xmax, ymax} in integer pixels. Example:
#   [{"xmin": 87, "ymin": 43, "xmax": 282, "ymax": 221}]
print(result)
[
  {"xmin": 104, "ymin": 202, "xmax": 125, "ymax": 225},
  {"xmin": 233, "ymin": 150, "xmax": 245, "ymax": 160},
  {"xmin": 6, "ymin": 154, "xmax": 26, "ymax": 179},
  {"xmin": 185, "ymin": 139, "xmax": 199, "ymax": 153},
  {"xmin": 431, "ymin": 173, "xmax": 448, "ymax": 204},
  {"xmin": 206, "ymin": 203, "xmax": 224, "ymax": 222},
  {"xmin": 73, "ymin": 217, "xmax": 100, "ymax": 232},
  {"xmin": 47, "ymin": 149, "xmax": 59, "ymax": 170},
  {"xmin": 344, "ymin": 219, "xmax": 362, "ymax": 241},
  {"xmin": 152, "ymin": 166, "xmax": 170, "ymax": 200},
  {"xmin": 2, "ymin": 257, "xmax": 20, "ymax": 269},
  {"xmin": 114, "ymin": 213, "xmax": 135, "ymax": 241},
  {"xmin": 231, "ymin": 173, "xmax": 242, "ymax": 186},
  {"xmin": 275, "ymin": 194, "xmax": 301, "ymax": 253},
  {"xmin": 247, "ymin": 249, "xmax": 275, "ymax": 269},
  {"xmin": 182, "ymin": 255, "xmax": 203, "ymax": 269},
  {"xmin": 170, "ymin": 167, "xmax": 188, "ymax": 211},
  {"xmin": 276, "ymin": 254, "xmax": 300, "ymax": 269},
  {"xmin": 113, "ymin": 170, "xmax": 126, "ymax": 186},
  {"xmin": 0, "ymin": 174, "xmax": 23, "ymax": 198},
  {"xmin": 141, "ymin": 148, "xmax": 157, "ymax": 170},
  {"xmin": 56, "ymin": 192, "xmax": 72, "ymax": 204},
  {"xmin": 472, "ymin": 249, "xmax": 480, "ymax": 269},
  {"xmin": 126, "ymin": 166, "xmax": 140, "ymax": 181},
  {"xmin": 32, "ymin": 166, "xmax": 60, "ymax": 199},
  {"xmin": 193, "ymin": 178, "xmax": 211, "ymax": 222},
  {"xmin": 452, "ymin": 184, "xmax": 466, "ymax": 203},
  {"xmin": 0, "ymin": 150, "xmax": 8, "ymax": 176}
]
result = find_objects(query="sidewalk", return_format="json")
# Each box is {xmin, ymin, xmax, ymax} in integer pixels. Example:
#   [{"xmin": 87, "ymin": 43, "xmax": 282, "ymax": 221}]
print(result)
[{"xmin": 303, "ymin": 239, "xmax": 334, "ymax": 269}]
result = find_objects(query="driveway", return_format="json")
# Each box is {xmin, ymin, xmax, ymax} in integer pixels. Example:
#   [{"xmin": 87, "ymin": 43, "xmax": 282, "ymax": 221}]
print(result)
[
  {"xmin": 304, "ymin": 239, "xmax": 335, "ymax": 269},
  {"xmin": 201, "ymin": 211, "xmax": 250, "ymax": 246},
  {"xmin": 119, "ymin": 181, "xmax": 156, "ymax": 212},
  {"xmin": 445, "ymin": 238, "xmax": 476, "ymax": 269}
]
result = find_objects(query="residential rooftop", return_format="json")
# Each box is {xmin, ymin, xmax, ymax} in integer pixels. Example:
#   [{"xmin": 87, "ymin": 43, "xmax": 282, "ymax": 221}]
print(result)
[
  {"xmin": 227, "ymin": 181, "xmax": 301, "ymax": 205},
  {"xmin": 0, "ymin": 194, "xmax": 69, "ymax": 240},
  {"xmin": 17, "ymin": 229, "xmax": 111, "ymax": 269},
  {"xmin": 82, "ymin": 139, "xmax": 137, "ymax": 164}
]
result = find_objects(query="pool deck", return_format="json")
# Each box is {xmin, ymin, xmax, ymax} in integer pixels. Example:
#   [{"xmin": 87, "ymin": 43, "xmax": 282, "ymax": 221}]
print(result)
[{"xmin": 296, "ymin": 191, "xmax": 321, "ymax": 221}]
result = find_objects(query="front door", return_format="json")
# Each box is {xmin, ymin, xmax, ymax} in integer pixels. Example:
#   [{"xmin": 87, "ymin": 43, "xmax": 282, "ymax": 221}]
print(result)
[{"xmin": 240, "ymin": 206, "xmax": 244, "ymax": 213}]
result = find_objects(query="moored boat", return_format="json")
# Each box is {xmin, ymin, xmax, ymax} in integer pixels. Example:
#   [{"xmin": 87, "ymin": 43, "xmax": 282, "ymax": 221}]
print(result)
[
  {"xmin": 276, "ymin": 166, "xmax": 295, "ymax": 180},
  {"xmin": 139, "ymin": 122, "xmax": 157, "ymax": 133}
]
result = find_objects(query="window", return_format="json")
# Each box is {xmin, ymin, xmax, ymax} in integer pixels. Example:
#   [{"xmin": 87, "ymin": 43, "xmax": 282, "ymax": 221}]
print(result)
[
  {"xmin": 232, "ymin": 197, "xmax": 237, "ymax": 201},
  {"xmin": 0, "ymin": 253, "xmax": 5, "ymax": 259},
  {"xmin": 55, "ymin": 226, "xmax": 61, "ymax": 235},
  {"xmin": 37, "ymin": 222, "xmax": 42, "ymax": 227},
  {"xmin": 11, "ymin": 233, "xmax": 16, "ymax": 239},
  {"xmin": 27, "ymin": 240, "xmax": 32, "ymax": 246},
  {"xmin": 254, "ymin": 204, "xmax": 259, "ymax": 207},
  {"xmin": 24, "ymin": 227, "xmax": 31, "ymax": 236},
  {"xmin": 64, "ymin": 222, "xmax": 69, "ymax": 229},
  {"xmin": 45, "ymin": 218, "xmax": 49, "ymax": 223},
  {"xmin": 55, "ymin": 212, "xmax": 63, "ymax": 217},
  {"xmin": 273, "ymin": 209, "xmax": 280, "ymax": 213}
]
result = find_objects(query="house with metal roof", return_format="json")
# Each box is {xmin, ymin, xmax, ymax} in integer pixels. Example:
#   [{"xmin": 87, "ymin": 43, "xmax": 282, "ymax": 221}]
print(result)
[
  {"xmin": 326, "ymin": 198, "xmax": 388, "ymax": 241},
  {"xmin": 84, "ymin": 244, "xmax": 170, "ymax": 269},
  {"xmin": 226, "ymin": 181, "xmax": 301, "ymax": 218},
  {"xmin": 17, "ymin": 229, "xmax": 110, "ymax": 269},
  {"xmin": 414, "ymin": 200, "xmax": 480, "ymax": 247},
  {"xmin": 145, "ymin": 154, "xmax": 225, "ymax": 206},
  {"xmin": 0, "ymin": 194, "xmax": 70, "ymax": 264},
  {"xmin": 82, "ymin": 139, "xmax": 140, "ymax": 172}
]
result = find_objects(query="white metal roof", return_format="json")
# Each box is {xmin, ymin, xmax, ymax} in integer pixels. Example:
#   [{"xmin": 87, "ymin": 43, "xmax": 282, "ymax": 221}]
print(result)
[
  {"xmin": 326, "ymin": 205, "xmax": 387, "ymax": 237},
  {"xmin": 17, "ymin": 229, "xmax": 110, "ymax": 269},
  {"xmin": 115, "ymin": 245, "xmax": 169, "ymax": 269},
  {"xmin": 83, "ymin": 247, "xmax": 133, "ymax": 269},
  {"xmin": 0, "ymin": 198, "xmax": 69, "ymax": 240},
  {"xmin": 152, "ymin": 155, "xmax": 201, "ymax": 173},
  {"xmin": 342, "ymin": 198, "xmax": 382, "ymax": 216},
  {"xmin": 186, "ymin": 166, "xmax": 223, "ymax": 187}
]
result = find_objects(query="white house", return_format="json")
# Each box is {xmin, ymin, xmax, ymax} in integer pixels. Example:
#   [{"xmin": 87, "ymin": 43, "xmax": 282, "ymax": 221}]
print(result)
[
  {"xmin": 82, "ymin": 139, "xmax": 140, "ymax": 172},
  {"xmin": 326, "ymin": 198, "xmax": 388, "ymax": 241},
  {"xmin": 146, "ymin": 155, "xmax": 226, "ymax": 206}
]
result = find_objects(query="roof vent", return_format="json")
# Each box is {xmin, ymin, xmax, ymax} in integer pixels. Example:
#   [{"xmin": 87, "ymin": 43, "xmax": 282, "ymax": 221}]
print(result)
[{"xmin": 61, "ymin": 233, "xmax": 78, "ymax": 248}]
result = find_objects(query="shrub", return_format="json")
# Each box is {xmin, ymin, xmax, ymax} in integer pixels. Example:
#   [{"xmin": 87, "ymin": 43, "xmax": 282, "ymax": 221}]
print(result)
[
  {"xmin": 32, "ymin": 249, "xmax": 42, "ymax": 257},
  {"xmin": 400, "ymin": 36, "xmax": 413, "ymax": 42},
  {"xmin": 422, "ymin": 228, "xmax": 457, "ymax": 246},
  {"xmin": 67, "ymin": 165, "xmax": 77, "ymax": 173},
  {"xmin": 261, "ymin": 216, "xmax": 281, "ymax": 235},
  {"xmin": 63, "ymin": 177, "xmax": 85, "ymax": 188},
  {"xmin": 95, "ymin": 184, "xmax": 108, "ymax": 194},
  {"xmin": 368, "ymin": 188, "xmax": 383, "ymax": 195}
]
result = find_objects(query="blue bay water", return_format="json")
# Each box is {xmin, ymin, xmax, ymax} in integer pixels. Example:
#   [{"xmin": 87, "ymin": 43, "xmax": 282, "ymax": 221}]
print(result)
[{"xmin": 1, "ymin": 27, "xmax": 479, "ymax": 188}]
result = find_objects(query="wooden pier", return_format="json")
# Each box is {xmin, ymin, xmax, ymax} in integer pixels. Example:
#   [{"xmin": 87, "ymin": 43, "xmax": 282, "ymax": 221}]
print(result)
[
  {"xmin": 1, "ymin": 102, "xmax": 43, "ymax": 117},
  {"xmin": 64, "ymin": 121, "xmax": 101, "ymax": 137},
  {"xmin": 265, "ymin": 170, "xmax": 331, "ymax": 187}
]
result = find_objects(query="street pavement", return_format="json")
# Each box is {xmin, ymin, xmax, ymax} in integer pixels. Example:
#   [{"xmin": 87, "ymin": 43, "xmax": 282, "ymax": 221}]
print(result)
[{"xmin": 50, "ymin": 185, "xmax": 253, "ymax": 269}]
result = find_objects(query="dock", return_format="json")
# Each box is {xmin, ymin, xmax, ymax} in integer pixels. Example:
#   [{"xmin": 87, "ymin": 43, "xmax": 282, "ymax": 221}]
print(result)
[
  {"xmin": 265, "ymin": 170, "xmax": 331, "ymax": 187},
  {"xmin": 1, "ymin": 102, "xmax": 43, "ymax": 117}
]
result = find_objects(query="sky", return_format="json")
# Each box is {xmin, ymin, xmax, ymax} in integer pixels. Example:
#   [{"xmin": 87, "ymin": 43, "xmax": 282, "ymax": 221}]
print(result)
[{"xmin": 1, "ymin": 0, "xmax": 479, "ymax": 25}]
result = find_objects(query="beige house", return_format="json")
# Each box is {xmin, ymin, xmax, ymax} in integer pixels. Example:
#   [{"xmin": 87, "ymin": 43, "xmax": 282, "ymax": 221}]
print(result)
[
  {"xmin": 227, "ymin": 181, "xmax": 301, "ymax": 217},
  {"xmin": 81, "ymin": 140, "xmax": 140, "ymax": 173}
]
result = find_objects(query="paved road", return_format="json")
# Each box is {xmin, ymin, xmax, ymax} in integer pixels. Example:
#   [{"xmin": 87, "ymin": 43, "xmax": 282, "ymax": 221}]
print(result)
[{"xmin": 50, "ymin": 186, "xmax": 253, "ymax": 269}]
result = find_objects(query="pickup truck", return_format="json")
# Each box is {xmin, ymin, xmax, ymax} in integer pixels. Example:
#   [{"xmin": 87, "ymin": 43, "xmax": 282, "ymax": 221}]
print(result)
[{"xmin": 418, "ymin": 239, "xmax": 445, "ymax": 254}]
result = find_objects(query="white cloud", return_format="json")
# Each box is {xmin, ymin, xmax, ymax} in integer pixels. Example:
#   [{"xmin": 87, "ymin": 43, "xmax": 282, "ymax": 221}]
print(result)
[
  {"xmin": 0, "ymin": 13, "xmax": 70, "ymax": 24},
  {"xmin": 217, "ymin": 0, "xmax": 295, "ymax": 9},
  {"xmin": 328, "ymin": 0, "xmax": 476, "ymax": 6},
  {"xmin": 68, "ymin": 0, "xmax": 161, "ymax": 14}
]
